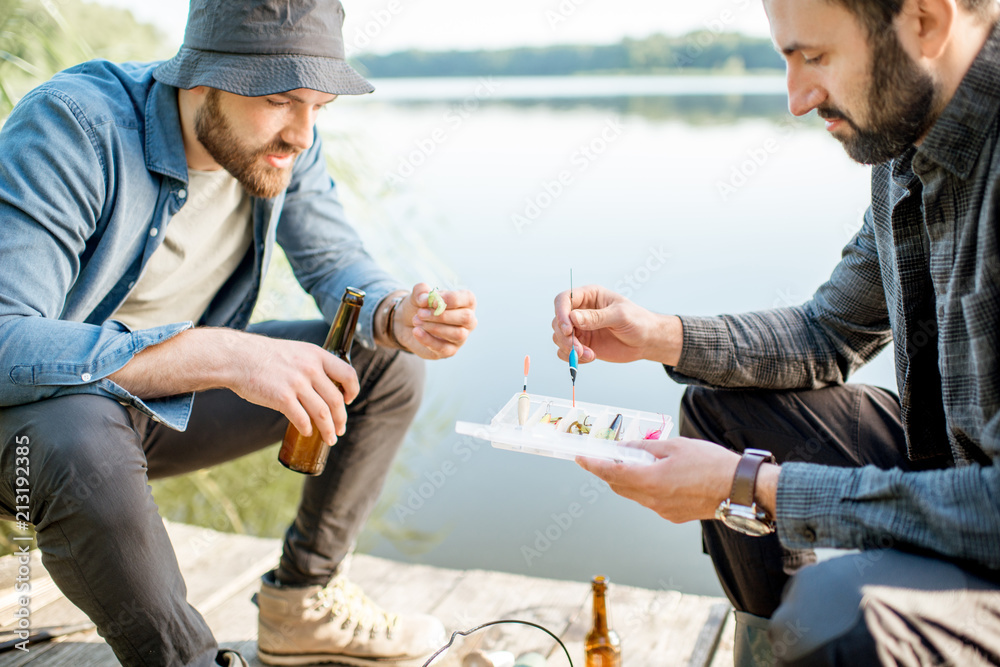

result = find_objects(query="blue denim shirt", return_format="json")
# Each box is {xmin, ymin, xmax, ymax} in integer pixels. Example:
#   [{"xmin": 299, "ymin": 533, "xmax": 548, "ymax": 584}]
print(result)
[{"xmin": 0, "ymin": 60, "xmax": 401, "ymax": 430}]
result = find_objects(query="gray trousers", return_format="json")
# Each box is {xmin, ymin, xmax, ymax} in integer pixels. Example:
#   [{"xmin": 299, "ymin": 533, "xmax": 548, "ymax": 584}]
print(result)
[
  {"xmin": 0, "ymin": 320, "xmax": 425, "ymax": 667},
  {"xmin": 681, "ymin": 384, "xmax": 1000, "ymax": 666}
]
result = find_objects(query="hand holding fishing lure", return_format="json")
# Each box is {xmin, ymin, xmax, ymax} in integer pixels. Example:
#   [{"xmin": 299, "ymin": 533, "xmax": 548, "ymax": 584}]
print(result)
[
  {"xmin": 552, "ymin": 284, "xmax": 662, "ymax": 366},
  {"xmin": 385, "ymin": 283, "xmax": 478, "ymax": 361}
]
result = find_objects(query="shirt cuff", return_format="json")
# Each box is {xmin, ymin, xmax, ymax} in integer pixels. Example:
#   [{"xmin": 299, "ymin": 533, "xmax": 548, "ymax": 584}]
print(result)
[
  {"xmin": 357, "ymin": 283, "xmax": 402, "ymax": 349},
  {"xmin": 775, "ymin": 462, "xmax": 863, "ymax": 549},
  {"xmin": 98, "ymin": 320, "xmax": 195, "ymax": 430},
  {"xmin": 663, "ymin": 315, "xmax": 734, "ymax": 386}
]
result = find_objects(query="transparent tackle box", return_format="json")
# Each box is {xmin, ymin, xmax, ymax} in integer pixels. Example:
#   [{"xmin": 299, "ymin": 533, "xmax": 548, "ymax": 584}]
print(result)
[{"xmin": 454, "ymin": 393, "xmax": 673, "ymax": 466}]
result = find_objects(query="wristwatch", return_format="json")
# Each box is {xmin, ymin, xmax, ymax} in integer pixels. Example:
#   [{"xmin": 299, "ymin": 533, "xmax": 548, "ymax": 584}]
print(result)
[{"xmin": 715, "ymin": 448, "xmax": 776, "ymax": 536}]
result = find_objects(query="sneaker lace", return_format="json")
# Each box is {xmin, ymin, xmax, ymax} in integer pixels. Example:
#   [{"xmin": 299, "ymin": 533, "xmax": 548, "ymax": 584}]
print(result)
[{"xmin": 315, "ymin": 576, "xmax": 400, "ymax": 640}]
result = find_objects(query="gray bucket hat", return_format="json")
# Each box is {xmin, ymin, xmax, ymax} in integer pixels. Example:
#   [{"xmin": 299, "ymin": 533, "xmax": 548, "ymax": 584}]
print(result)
[{"xmin": 154, "ymin": 0, "xmax": 374, "ymax": 96}]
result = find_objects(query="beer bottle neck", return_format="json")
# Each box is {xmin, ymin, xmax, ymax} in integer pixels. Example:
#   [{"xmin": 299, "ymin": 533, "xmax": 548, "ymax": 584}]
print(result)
[
  {"xmin": 325, "ymin": 303, "xmax": 362, "ymax": 359},
  {"xmin": 323, "ymin": 288, "xmax": 365, "ymax": 361},
  {"xmin": 592, "ymin": 590, "xmax": 610, "ymax": 633}
]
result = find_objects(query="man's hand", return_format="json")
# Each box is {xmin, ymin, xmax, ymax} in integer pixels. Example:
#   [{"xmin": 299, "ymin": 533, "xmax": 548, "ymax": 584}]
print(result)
[
  {"xmin": 551, "ymin": 284, "xmax": 683, "ymax": 366},
  {"xmin": 226, "ymin": 333, "xmax": 359, "ymax": 447},
  {"xmin": 576, "ymin": 437, "xmax": 743, "ymax": 523},
  {"xmin": 109, "ymin": 328, "xmax": 360, "ymax": 448},
  {"xmin": 392, "ymin": 282, "xmax": 477, "ymax": 360}
]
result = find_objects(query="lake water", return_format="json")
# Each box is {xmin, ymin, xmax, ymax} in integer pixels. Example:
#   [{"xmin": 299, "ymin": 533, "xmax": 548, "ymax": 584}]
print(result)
[{"xmin": 244, "ymin": 76, "xmax": 896, "ymax": 597}]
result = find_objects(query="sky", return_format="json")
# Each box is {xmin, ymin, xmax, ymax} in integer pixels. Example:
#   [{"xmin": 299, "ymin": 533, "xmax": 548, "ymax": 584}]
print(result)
[{"xmin": 91, "ymin": 0, "xmax": 774, "ymax": 55}]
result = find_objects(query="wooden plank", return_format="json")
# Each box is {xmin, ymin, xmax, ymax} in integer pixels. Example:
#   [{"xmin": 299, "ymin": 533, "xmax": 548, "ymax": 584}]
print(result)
[
  {"xmin": 660, "ymin": 595, "xmax": 729, "ymax": 666},
  {"xmin": 554, "ymin": 582, "xmax": 687, "ymax": 666},
  {"xmin": 0, "ymin": 549, "xmax": 54, "ymax": 630},
  {"xmin": 1, "ymin": 524, "xmax": 735, "ymax": 667},
  {"xmin": 708, "ymin": 610, "xmax": 735, "ymax": 667},
  {"xmin": 687, "ymin": 602, "xmax": 731, "ymax": 667},
  {"xmin": 430, "ymin": 570, "xmax": 587, "ymax": 665},
  {"xmin": 0, "ymin": 522, "xmax": 280, "ymax": 667}
]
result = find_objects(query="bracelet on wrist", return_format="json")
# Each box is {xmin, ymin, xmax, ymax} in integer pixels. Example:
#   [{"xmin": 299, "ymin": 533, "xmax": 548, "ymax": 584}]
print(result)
[{"xmin": 385, "ymin": 295, "xmax": 407, "ymax": 352}]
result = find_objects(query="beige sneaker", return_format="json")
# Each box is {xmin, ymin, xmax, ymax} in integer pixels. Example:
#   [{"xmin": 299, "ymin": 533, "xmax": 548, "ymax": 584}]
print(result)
[{"xmin": 257, "ymin": 572, "xmax": 446, "ymax": 666}]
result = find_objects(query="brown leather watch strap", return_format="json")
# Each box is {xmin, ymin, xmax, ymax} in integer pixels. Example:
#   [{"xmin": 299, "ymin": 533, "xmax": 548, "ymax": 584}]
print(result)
[{"xmin": 728, "ymin": 449, "xmax": 773, "ymax": 508}]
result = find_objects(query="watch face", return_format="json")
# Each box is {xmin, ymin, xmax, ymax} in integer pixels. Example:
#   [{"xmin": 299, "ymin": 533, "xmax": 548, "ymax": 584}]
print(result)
[{"xmin": 719, "ymin": 504, "xmax": 774, "ymax": 537}]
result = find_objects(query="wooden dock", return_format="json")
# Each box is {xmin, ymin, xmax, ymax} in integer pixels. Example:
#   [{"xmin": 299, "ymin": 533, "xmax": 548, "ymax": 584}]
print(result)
[{"xmin": 0, "ymin": 521, "xmax": 734, "ymax": 666}]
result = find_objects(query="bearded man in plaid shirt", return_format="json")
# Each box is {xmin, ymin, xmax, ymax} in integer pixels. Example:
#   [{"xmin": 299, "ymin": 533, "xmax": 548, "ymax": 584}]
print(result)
[{"xmin": 553, "ymin": 0, "xmax": 1000, "ymax": 664}]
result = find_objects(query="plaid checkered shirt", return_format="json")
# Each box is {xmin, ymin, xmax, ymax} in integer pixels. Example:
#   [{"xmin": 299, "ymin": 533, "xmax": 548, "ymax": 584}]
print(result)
[{"xmin": 667, "ymin": 22, "xmax": 1000, "ymax": 568}]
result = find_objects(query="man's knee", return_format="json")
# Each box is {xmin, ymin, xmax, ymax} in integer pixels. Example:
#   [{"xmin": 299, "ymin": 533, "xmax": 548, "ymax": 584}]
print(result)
[
  {"xmin": 0, "ymin": 395, "xmax": 146, "ymax": 527},
  {"xmin": 368, "ymin": 348, "xmax": 425, "ymax": 421},
  {"xmin": 769, "ymin": 555, "xmax": 878, "ymax": 666}
]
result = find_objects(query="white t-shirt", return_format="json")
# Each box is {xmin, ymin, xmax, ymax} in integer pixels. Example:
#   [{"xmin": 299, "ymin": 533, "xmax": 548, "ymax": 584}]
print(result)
[{"xmin": 112, "ymin": 168, "xmax": 253, "ymax": 330}]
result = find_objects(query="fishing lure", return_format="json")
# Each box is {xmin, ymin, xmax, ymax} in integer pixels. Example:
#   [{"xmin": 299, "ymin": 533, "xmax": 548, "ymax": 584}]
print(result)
[
  {"xmin": 568, "ymin": 415, "xmax": 592, "ymax": 435},
  {"xmin": 644, "ymin": 413, "xmax": 667, "ymax": 440},
  {"xmin": 539, "ymin": 403, "xmax": 562, "ymax": 426},
  {"xmin": 427, "ymin": 288, "xmax": 446, "ymax": 316},
  {"xmin": 594, "ymin": 414, "xmax": 623, "ymax": 441}
]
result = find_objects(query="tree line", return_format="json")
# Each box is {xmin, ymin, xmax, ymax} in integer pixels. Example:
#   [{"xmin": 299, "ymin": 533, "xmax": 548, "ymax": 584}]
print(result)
[{"xmin": 353, "ymin": 32, "xmax": 784, "ymax": 79}]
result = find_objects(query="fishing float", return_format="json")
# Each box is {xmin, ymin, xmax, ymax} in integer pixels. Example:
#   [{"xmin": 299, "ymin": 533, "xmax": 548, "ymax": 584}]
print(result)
[
  {"xmin": 518, "ymin": 355, "xmax": 531, "ymax": 425},
  {"xmin": 569, "ymin": 269, "xmax": 578, "ymax": 407}
]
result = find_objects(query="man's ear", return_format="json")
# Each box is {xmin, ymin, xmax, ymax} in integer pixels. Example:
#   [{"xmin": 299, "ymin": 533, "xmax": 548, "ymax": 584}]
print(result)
[
  {"xmin": 900, "ymin": 0, "xmax": 956, "ymax": 61},
  {"xmin": 188, "ymin": 85, "xmax": 211, "ymax": 99}
]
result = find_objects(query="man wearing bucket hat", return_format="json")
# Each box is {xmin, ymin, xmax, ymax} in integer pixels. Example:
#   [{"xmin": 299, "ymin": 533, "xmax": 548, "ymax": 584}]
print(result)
[{"xmin": 0, "ymin": 0, "xmax": 477, "ymax": 666}]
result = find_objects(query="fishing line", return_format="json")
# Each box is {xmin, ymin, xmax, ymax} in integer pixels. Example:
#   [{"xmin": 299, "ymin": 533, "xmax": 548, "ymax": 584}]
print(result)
[{"xmin": 421, "ymin": 619, "xmax": 574, "ymax": 666}]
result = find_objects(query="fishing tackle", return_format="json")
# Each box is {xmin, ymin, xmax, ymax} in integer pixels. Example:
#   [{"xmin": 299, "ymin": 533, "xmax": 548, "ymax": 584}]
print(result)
[
  {"xmin": 518, "ymin": 355, "xmax": 530, "ymax": 426},
  {"xmin": 568, "ymin": 415, "xmax": 592, "ymax": 435},
  {"xmin": 568, "ymin": 269, "xmax": 578, "ymax": 407},
  {"xmin": 427, "ymin": 288, "xmax": 446, "ymax": 316},
  {"xmin": 644, "ymin": 413, "xmax": 667, "ymax": 440},
  {"xmin": 594, "ymin": 413, "xmax": 623, "ymax": 441},
  {"xmin": 539, "ymin": 402, "xmax": 562, "ymax": 426}
]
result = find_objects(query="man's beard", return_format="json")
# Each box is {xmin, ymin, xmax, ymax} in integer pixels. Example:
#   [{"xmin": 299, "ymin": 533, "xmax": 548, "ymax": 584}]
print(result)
[
  {"xmin": 194, "ymin": 90, "xmax": 301, "ymax": 198},
  {"xmin": 820, "ymin": 28, "xmax": 940, "ymax": 165}
]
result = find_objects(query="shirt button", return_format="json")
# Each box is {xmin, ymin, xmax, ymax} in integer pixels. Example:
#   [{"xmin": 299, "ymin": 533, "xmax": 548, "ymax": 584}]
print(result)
[
  {"xmin": 149, "ymin": 228, "xmax": 159, "ymax": 237},
  {"xmin": 802, "ymin": 526, "xmax": 817, "ymax": 542},
  {"xmin": 177, "ymin": 189, "xmax": 187, "ymax": 199},
  {"xmin": 81, "ymin": 373, "xmax": 92, "ymax": 382},
  {"xmin": 128, "ymin": 281, "xmax": 136, "ymax": 289}
]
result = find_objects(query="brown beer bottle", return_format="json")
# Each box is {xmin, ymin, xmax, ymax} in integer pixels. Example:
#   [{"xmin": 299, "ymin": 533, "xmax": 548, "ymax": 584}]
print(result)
[
  {"xmin": 585, "ymin": 575, "xmax": 621, "ymax": 667},
  {"xmin": 278, "ymin": 286, "xmax": 365, "ymax": 475}
]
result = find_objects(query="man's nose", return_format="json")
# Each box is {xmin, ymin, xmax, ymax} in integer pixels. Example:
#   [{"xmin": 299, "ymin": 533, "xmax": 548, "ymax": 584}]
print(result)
[
  {"xmin": 282, "ymin": 110, "xmax": 316, "ymax": 152},
  {"xmin": 786, "ymin": 65, "xmax": 827, "ymax": 117}
]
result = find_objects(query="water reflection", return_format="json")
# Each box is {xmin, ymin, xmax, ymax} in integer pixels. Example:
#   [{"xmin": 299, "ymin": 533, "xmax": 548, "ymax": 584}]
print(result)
[{"xmin": 377, "ymin": 93, "xmax": 790, "ymax": 123}]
